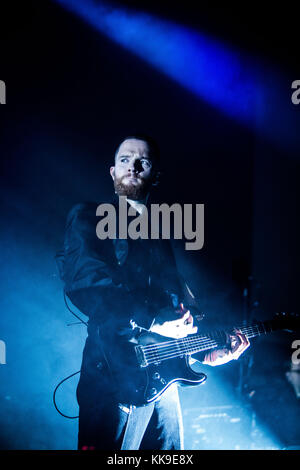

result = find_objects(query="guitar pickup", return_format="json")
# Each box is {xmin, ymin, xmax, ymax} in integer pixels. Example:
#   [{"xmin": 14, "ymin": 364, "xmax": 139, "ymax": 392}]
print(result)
[{"xmin": 135, "ymin": 345, "xmax": 148, "ymax": 368}]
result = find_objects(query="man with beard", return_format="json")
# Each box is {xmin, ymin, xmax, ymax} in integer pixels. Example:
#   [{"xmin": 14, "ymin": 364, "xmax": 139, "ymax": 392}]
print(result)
[{"xmin": 56, "ymin": 135, "xmax": 249, "ymax": 450}]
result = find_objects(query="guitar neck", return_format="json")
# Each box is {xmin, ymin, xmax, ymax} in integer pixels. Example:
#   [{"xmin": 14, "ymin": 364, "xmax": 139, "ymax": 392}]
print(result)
[
  {"xmin": 138, "ymin": 313, "xmax": 298, "ymax": 367},
  {"xmin": 176, "ymin": 319, "xmax": 277, "ymax": 355},
  {"xmin": 238, "ymin": 320, "xmax": 276, "ymax": 339},
  {"xmin": 140, "ymin": 319, "xmax": 279, "ymax": 366}
]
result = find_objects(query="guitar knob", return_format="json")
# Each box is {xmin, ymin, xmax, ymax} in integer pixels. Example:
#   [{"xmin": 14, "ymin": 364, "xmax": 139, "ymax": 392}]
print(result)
[
  {"xmin": 152, "ymin": 372, "xmax": 160, "ymax": 380},
  {"xmin": 160, "ymin": 378, "xmax": 166, "ymax": 385},
  {"xmin": 150, "ymin": 388, "xmax": 157, "ymax": 396}
]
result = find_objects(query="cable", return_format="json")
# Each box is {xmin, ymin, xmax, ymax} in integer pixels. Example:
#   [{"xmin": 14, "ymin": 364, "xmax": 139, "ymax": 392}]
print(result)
[
  {"xmin": 53, "ymin": 370, "xmax": 81, "ymax": 419},
  {"xmin": 63, "ymin": 290, "xmax": 88, "ymax": 326},
  {"xmin": 52, "ymin": 291, "xmax": 87, "ymax": 419}
]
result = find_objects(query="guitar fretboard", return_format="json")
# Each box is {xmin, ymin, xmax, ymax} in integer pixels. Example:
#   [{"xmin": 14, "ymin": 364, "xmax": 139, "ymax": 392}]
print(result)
[{"xmin": 140, "ymin": 319, "xmax": 277, "ymax": 366}]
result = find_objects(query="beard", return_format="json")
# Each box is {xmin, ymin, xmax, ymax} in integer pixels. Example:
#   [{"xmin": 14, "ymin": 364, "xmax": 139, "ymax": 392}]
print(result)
[{"xmin": 113, "ymin": 174, "xmax": 151, "ymax": 200}]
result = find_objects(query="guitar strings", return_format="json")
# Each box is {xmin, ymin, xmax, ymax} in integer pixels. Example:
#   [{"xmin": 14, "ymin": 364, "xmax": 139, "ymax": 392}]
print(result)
[
  {"xmin": 143, "ymin": 336, "xmax": 218, "ymax": 354},
  {"xmin": 141, "ymin": 321, "xmax": 277, "ymax": 365},
  {"xmin": 143, "ymin": 335, "xmax": 226, "ymax": 359},
  {"xmin": 142, "ymin": 325, "xmax": 257, "ymax": 354},
  {"xmin": 143, "ymin": 339, "xmax": 218, "ymax": 363},
  {"xmin": 147, "ymin": 346, "xmax": 216, "ymax": 364},
  {"xmin": 141, "ymin": 325, "xmax": 264, "ymax": 364},
  {"xmin": 143, "ymin": 336, "xmax": 259, "ymax": 365},
  {"xmin": 143, "ymin": 339, "xmax": 218, "ymax": 358},
  {"xmin": 142, "ymin": 324, "xmax": 265, "ymax": 354},
  {"xmin": 144, "ymin": 336, "xmax": 246, "ymax": 364}
]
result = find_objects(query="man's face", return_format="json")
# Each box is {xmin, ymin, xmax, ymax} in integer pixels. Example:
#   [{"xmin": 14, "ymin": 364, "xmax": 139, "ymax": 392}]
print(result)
[{"xmin": 110, "ymin": 138, "xmax": 155, "ymax": 200}]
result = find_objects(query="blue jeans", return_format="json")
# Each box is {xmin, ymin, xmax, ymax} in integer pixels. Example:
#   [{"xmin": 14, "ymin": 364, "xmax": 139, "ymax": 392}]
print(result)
[
  {"xmin": 77, "ymin": 381, "xmax": 184, "ymax": 450},
  {"xmin": 77, "ymin": 327, "xmax": 185, "ymax": 450},
  {"xmin": 120, "ymin": 384, "xmax": 184, "ymax": 450}
]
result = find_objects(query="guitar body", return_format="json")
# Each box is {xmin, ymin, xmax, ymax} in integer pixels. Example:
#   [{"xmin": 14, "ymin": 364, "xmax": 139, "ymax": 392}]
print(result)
[
  {"xmin": 139, "ymin": 355, "xmax": 207, "ymax": 404},
  {"xmin": 104, "ymin": 312, "xmax": 298, "ymax": 406},
  {"xmin": 108, "ymin": 330, "xmax": 207, "ymax": 406}
]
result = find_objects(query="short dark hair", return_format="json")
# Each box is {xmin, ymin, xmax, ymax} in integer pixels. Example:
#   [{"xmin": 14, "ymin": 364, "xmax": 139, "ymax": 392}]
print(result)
[{"xmin": 114, "ymin": 133, "xmax": 161, "ymax": 168}]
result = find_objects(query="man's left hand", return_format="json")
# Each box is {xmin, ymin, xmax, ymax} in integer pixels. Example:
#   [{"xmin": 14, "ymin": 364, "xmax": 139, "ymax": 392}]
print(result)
[
  {"xmin": 228, "ymin": 329, "xmax": 250, "ymax": 360},
  {"xmin": 203, "ymin": 329, "xmax": 250, "ymax": 366}
]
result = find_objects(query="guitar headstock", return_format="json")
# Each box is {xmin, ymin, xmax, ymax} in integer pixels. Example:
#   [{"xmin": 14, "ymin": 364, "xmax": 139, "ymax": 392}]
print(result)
[{"xmin": 273, "ymin": 311, "xmax": 300, "ymax": 332}]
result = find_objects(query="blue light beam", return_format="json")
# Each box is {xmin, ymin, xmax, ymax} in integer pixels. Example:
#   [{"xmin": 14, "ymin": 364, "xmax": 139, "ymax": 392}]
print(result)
[
  {"xmin": 54, "ymin": 0, "xmax": 261, "ymax": 124},
  {"xmin": 53, "ymin": 0, "xmax": 300, "ymax": 153}
]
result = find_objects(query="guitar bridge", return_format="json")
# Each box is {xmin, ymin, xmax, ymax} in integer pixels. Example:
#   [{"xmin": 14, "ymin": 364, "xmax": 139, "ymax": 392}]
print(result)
[{"xmin": 135, "ymin": 345, "xmax": 148, "ymax": 368}]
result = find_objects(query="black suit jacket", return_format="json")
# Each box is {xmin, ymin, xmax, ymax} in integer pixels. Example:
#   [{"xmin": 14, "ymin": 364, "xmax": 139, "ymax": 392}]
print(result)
[
  {"xmin": 56, "ymin": 200, "xmax": 207, "ymax": 404},
  {"xmin": 56, "ymin": 200, "xmax": 186, "ymax": 334}
]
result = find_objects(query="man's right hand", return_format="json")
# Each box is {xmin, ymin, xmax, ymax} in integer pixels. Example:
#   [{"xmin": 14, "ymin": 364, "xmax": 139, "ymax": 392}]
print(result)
[{"xmin": 149, "ymin": 304, "xmax": 198, "ymax": 339}]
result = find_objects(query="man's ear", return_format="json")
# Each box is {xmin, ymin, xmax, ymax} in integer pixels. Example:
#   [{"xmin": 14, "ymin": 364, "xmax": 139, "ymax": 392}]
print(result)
[
  {"xmin": 110, "ymin": 166, "xmax": 115, "ymax": 181},
  {"xmin": 152, "ymin": 170, "xmax": 161, "ymax": 187}
]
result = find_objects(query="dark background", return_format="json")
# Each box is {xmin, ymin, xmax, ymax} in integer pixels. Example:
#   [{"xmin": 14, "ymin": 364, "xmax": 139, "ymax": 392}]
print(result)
[{"xmin": 0, "ymin": 1, "xmax": 299, "ymax": 450}]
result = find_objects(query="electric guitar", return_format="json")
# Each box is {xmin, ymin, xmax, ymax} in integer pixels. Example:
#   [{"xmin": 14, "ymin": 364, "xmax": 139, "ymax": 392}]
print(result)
[{"xmin": 112, "ymin": 312, "xmax": 299, "ymax": 405}]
